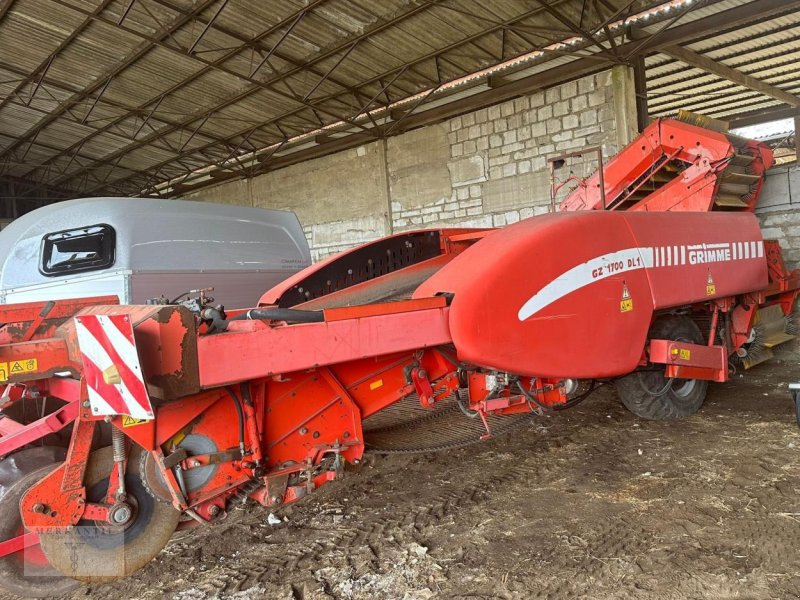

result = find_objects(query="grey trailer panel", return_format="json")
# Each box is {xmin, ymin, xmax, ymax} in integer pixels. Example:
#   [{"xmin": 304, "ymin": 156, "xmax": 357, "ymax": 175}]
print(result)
[
  {"xmin": 129, "ymin": 271, "xmax": 294, "ymax": 309},
  {"xmin": 0, "ymin": 271, "xmax": 129, "ymax": 304},
  {"xmin": 0, "ymin": 197, "xmax": 311, "ymax": 307}
]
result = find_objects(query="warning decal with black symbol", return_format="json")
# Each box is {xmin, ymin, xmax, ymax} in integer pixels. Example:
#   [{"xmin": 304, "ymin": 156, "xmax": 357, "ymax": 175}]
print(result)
[
  {"xmin": 706, "ymin": 272, "xmax": 716, "ymax": 296},
  {"xmin": 620, "ymin": 282, "xmax": 633, "ymax": 313},
  {"xmin": 0, "ymin": 358, "xmax": 38, "ymax": 382}
]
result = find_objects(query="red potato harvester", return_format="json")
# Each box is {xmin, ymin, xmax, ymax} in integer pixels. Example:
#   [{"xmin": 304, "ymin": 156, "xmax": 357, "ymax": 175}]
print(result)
[{"xmin": 0, "ymin": 117, "xmax": 797, "ymax": 595}]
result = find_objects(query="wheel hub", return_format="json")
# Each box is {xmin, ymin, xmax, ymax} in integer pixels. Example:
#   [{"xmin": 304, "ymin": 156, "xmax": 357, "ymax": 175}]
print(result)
[{"xmin": 107, "ymin": 502, "xmax": 133, "ymax": 525}]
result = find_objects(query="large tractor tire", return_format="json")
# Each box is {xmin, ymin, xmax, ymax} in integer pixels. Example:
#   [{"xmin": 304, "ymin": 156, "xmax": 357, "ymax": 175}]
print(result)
[
  {"xmin": 616, "ymin": 316, "xmax": 709, "ymax": 420},
  {"xmin": 0, "ymin": 447, "xmax": 80, "ymax": 598}
]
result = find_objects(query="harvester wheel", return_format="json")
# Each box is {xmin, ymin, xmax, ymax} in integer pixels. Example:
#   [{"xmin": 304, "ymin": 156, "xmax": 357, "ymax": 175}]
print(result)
[
  {"xmin": 38, "ymin": 445, "xmax": 181, "ymax": 583},
  {"xmin": 616, "ymin": 316, "xmax": 708, "ymax": 420},
  {"xmin": 0, "ymin": 447, "xmax": 79, "ymax": 598}
]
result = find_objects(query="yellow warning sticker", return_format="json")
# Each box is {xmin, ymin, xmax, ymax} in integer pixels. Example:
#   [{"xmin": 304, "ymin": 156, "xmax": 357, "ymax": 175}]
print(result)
[
  {"xmin": 679, "ymin": 349, "xmax": 691, "ymax": 360},
  {"xmin": 620, "ymin": 283, "xmax": 633, "ymax": 313},
  {"xmin": 706, "ymin": 272, "xmax": 716, "ymax": 296},
  {"xmin": 369, "ymin": 379, "xmax": 384, "ymax": 391},
  {"xmin": 0, "ymin": 358, "xmax": 38, "ymax": 382},
  {"xmin": 122, "ymin": 415, "xmax": 148, "ymax": 428}
]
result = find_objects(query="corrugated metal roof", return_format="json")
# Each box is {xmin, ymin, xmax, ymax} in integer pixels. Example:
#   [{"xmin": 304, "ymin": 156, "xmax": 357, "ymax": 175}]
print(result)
[
  {"xmin": 645, "ymin": 5, "xmax": 800, "ymax": 124},
  {"xmin": 0, "ymin": 0, "xmax": 795, "ymax": 201}
]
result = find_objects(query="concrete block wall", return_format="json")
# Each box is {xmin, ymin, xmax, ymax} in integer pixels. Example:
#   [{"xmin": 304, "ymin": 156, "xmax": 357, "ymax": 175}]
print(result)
[
  {"xmin": 390, "ymin": 71, "xmax": 619, "ymax": 234},
  {"xmin": 756, "ymin": 165, "xmax": 800, "ymax": 269},
  {"xmin": 184, "ymin": 69, "xmax": 628, "ymax": 262}
]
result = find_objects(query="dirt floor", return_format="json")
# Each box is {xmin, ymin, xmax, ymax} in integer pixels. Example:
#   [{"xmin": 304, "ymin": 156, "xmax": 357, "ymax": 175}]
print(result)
[{"xmin": 33, "ymin": 360, "xmax": 800, "ymax": 599}]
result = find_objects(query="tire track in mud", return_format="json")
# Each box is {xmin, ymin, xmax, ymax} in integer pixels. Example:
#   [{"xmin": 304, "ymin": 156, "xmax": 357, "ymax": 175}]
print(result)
[
  {"xmin": 84, "ymin": 394, "xmax": 641, "ymax": 600},
  {"xmin": 44, "ymin": 369, "xmax": 800, "ymax": 600}
]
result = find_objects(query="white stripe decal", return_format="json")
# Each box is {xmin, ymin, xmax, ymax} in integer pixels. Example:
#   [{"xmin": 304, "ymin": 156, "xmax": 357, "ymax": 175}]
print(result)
[
  {"xmin": 518, "ymin": 247, "xmax": 653, "ymax": 321},
  {"xmin": 86, "ymin": 387, "xmax": 116, "ymax": 415},
  {"xmin": 75, "ymin": 316, "xmax": 152, "ymax": 420},
  {"xmin": 76, "ymin": 320, "xmax": 148, "ymax": 419},
  {"xmin": 518, "ymin": 239, "xmax": 766, "ymax": 320},
  {"xmin": 99, "ymin": 316, "xmax": 142, "ymax": 373}
]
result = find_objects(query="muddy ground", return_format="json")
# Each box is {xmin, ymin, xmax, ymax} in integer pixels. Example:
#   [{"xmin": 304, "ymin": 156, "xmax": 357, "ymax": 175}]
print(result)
[{"xmin": 44, "ymin": 360, "xmax": 800, "ymax": 599}]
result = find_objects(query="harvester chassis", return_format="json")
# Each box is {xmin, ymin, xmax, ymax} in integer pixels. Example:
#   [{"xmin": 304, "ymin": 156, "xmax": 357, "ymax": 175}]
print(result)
[{"xmin": 0, "ymin": 117, "xmax": 798, "ymax": 594}]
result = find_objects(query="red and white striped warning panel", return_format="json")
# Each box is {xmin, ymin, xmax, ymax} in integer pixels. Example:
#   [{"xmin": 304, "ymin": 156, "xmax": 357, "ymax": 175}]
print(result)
[{"xmin": 74, "ymin": 314, "xmax": 153, "ymax": 420}]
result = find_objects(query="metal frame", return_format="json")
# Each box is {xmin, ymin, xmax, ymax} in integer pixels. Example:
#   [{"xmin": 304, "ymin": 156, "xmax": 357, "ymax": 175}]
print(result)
[
  {"xmin": 548, "ymin": 146, "xmax": 605, "ymax": 212},
  {"xmin": 1, "ymin": 0, "xmax": 796, "ymax": 205},
  {"xmin": 0, "ymin": 120, "xmax": 797, "ymax": 586}
]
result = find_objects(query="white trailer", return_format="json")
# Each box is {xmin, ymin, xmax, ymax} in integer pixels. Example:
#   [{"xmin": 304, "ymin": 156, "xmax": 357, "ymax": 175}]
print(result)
[{"xmin": 0, "ymin": 197, "xmax": 311, "ymax": 309}]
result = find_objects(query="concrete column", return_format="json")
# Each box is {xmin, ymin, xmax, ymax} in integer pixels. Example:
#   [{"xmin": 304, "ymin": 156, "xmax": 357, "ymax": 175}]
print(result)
[
  {"xmin": 246, "ymin": 176, "xmax": 254, "ymax": 207},
  {"xmin": 611, "ymin": 64, "xmax": 639, "ymax": 149},
  {"xmin": 380, "ymin": 138, "xmax": 394, "ymax": 235}
]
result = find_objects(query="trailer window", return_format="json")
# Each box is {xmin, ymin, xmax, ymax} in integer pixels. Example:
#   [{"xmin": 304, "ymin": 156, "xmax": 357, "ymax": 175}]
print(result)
[{"xmin": 40, "ymin": 224, "xmax": 116, "ymax": 276}]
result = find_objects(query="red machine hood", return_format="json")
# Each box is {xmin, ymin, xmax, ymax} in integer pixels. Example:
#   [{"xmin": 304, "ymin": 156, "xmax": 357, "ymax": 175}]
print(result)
[{"xmin": 414, "ymin": 210, "xmax": 767, "ymax": 379}]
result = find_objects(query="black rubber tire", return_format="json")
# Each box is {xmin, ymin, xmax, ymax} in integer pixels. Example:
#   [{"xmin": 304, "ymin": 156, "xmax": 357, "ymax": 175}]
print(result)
[
  {"xmin": 0, "ymin": 448, "xmax": 80, "ymax": 598},
  {"xmin": 38, "ymin": 446, "xmax": 181, "ymax": 583},
  {"xmin": 793, "ymin": 391, "xmax": 800, "ymax": 427},
  {"xmin": 616, "ymin": 316, "xmax": 709, "ymax": 420},
  {"xmin": 0, "ymin": 446, "xmax": 65, "ymax": 498}
]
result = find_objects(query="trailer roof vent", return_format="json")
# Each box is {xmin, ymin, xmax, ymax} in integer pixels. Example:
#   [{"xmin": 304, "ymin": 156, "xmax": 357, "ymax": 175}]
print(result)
[{"xmin": 40, "ymin": 224, "xmax": 116, "ymax": 276}]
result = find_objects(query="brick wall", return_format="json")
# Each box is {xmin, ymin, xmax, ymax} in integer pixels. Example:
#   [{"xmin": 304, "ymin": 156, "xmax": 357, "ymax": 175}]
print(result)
[{"xmin": 184, "ymin": 68, "xmax": 631, "ymax": 262}]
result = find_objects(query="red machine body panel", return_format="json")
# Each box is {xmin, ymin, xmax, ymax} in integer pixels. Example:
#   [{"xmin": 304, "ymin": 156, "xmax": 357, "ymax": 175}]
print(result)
[
  {"xmin": 415, "ymin": 210, "xmax": 767, "ymax": 378},
  {"xmin": 258, "ymin": 228, "xmax": 487, "ymax": 309}
]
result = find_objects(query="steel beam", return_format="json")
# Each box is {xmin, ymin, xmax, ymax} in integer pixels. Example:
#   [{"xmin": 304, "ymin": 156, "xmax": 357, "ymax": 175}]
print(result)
[
  {"xmin": 0, "ymin": 0, "xmax": 16, "ymax": 24},
  {"xmin": 623, "ymin": 0, "xmax": 799, "ymax": 57},
  {"xmin": 632, "ymin": 53, "xmax": 648, "ymax": 131},
  {"xmin": 75, "ymin": 1, "xmax": 594, "ymax": 196},
  {"xmin": 0, "ymin": 0, "xmax": 219, "ymax": 167},
  {"xmin": 148, "ymin": 0, "xmax": 799, "ymax": 196},
  {"xmin": 186, "ymin": 0, "xmax": 229, "ymax": 54},
  {"xmin": 0, "ymin": 0, "xmax": 114, "ymax": 118},
  {"xmin": 16, "ymin": 0, "xmax": 365, "ymax": 193},
  {"xmin": 661, "ymin": 44, "xmax": 800, "ymax": 108}
]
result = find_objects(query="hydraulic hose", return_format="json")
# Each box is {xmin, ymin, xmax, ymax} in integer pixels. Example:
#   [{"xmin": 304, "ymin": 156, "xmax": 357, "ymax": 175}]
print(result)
[
  {"xmin": 230, "ymin": 308, "xmax": 323, "ymax": 323},
  {"xmin": 211, "ymin": 307, "xmax": 324, "ymax": 332},
  {"xmin": 516, "ymin": 380, "xmax": 550, "ymax": 414},
  {"xmin": 552, "ymin": 380, "xmax": 604, "ymax": 411},
  {"xmin": 456, "ymin": 388, "xmax": 481, "ymax": 418},
  {"xmin": 225, "ymin": 386, "xmax": 246, "ymax": 458}
]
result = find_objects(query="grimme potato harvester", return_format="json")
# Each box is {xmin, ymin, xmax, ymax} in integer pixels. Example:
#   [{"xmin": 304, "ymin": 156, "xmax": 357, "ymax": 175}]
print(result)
[{"xmin": 0, "ymin": 118, "xmax": 797, "ymax": 596}]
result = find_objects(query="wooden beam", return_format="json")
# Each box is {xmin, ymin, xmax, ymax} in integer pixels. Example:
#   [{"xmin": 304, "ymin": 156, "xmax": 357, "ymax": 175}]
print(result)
[{"xmin": 661, "ymin": 45, "xmax": 800, "ymax": 108}]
